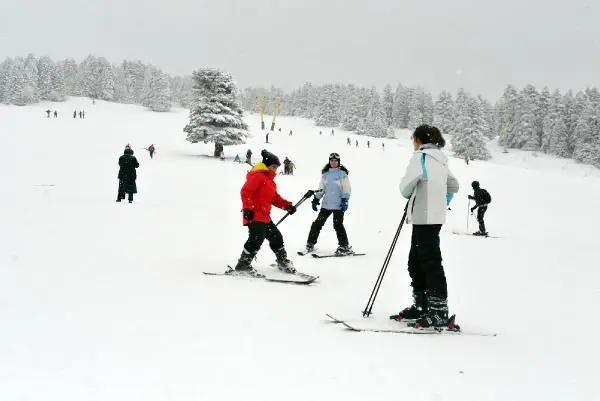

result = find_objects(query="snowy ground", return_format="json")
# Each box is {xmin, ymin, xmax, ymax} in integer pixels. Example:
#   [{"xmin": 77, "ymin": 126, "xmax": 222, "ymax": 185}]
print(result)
[{"xmin": 0, "ymin": 98, "xmax": 598, "ymax": 401}]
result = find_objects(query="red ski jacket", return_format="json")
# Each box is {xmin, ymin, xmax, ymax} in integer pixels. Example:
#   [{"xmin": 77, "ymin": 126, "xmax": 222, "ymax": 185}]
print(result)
[{"xmin": 241, "ymin": 162, "xmax": 291, "ymax": 225}]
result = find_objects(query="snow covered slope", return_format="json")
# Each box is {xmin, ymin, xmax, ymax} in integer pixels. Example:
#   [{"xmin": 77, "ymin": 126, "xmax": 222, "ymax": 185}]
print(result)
[{"xmin": 0, "ymin": 98, "xmax": 598, "ymax": 401}]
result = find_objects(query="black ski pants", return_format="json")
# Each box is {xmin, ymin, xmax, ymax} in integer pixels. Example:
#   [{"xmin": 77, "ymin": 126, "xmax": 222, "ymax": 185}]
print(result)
[
  {"xmin": 243, "ymin": 221, "xmax": 284, "ymax": 256},
  {"xmin": 407, "ymin": 224, "xmax": 447, "ymax": 298},
  {"xmin": 477, "ymin": 206, "xmax": 487, "ymax": 233},
  {"xmin": 117, "ymin": 181, "xmax": 133, "ymax": 202},
  {"xmin": 307, "ymin": 209, "xmax": 349, "ymax": 247}
]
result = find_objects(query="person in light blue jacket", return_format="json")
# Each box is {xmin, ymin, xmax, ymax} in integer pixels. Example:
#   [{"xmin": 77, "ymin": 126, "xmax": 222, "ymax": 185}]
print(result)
[{"xmin": 304, "ymin": 153, "xmax": 354, "ymax": 255}]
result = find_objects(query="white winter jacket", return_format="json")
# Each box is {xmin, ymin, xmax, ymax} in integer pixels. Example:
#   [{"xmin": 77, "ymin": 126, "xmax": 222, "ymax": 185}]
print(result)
[{"xmin": 399, "ymin": 144, "xmax": 459, "ymax": 225}]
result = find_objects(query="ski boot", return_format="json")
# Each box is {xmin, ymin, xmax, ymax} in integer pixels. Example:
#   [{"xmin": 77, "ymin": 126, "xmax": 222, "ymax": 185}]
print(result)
[
  {"xmin": 335, "ymin": 245, "xmax": 355, "ymax": 256},
  {"xmin": 229, "ymin": 249, "xmax": 264, "ymax": 277},
  {"xmin": 275, "ymin": 248, "xmax": 296, "ymax": 274},
  {"xmin": 472, "ymin": 231, "xmax": 488, "ymax": 237},
  {"xmin": 390, "ymin": 291, "xmax": 426, "ymax": 322},
  {"xmin": 305, "ymin": 243, "xmax": 316, "ymax": 253},
  {"xmin": 411, "ymin": 293, "xmax": 449, "ymax": 329}
]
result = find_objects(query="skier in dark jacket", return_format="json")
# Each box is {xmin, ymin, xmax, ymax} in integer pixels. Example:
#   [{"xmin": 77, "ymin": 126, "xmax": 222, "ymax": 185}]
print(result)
[
  {"xmin": 116, "ymin": 145, "xmax": 139, "ymax": 203},
  {"xmin": 468, "ymin": 181, "xmax": 490, "ymax": 236}
]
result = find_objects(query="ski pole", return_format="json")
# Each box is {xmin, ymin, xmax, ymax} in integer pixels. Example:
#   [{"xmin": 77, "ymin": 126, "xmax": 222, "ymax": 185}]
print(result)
[
  {"xmin": 274, "ymin": 189, "xmax": 318, "ymax": 227},
  {"xmin": 467, "ymin": 199, "xmax": 470, "ymax": 232},
  {"xmin": 362, "ymin": 200, "xmax": 409, "ymax": 317}
]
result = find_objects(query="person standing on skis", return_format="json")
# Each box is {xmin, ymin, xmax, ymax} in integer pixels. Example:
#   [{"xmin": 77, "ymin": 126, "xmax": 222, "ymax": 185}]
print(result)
[
  {"xmin": 392, "ymin": 125, "xmax": 459, "ymax": 328},
  {"xmin": 232, "ymin": 150, "xmax": 298, "ymax": 276},
  {"xmin": 468, "ymin": 181, "xmax": 491, "ymax": 236},
  {"xmin": 304, "ymin": 152, "xmax": 354, "ymax": 256}
]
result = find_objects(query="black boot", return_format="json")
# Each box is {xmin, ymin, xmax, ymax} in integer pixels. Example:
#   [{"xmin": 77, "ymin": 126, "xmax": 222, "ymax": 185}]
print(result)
[
  {"xmin": 231, "ymin": 249, "xmax": 264, "ymax": 277},
  {"xmin": 413, "ymin": 292, "xmax": 449, "ymax": 328},
  {"xmin": 274, "ymin": 248, "xmax": 296, "ymax": 274},
  {"xmin": 390, "ymin": 291, "xmax": 426, "ymax": 321}
]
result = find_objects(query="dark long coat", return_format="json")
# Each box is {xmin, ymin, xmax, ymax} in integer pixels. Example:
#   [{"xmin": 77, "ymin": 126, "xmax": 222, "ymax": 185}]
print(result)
[{"xmin": 118, "ymin": 149, "xmax": 139, "ymax": 194}]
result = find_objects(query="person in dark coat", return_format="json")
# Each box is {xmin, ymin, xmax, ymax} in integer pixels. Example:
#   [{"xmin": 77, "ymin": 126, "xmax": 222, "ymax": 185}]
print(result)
[
  {"xmin": 468, "ymin": 181, "xmax": 491, "ymax": 236},
  {"xmin": 117, "ymin": 145, "xmax": 139, "ymax": 203},
  {"xmin": 147, "ymin": 144, "xmax": 155, "ymax": 159}
]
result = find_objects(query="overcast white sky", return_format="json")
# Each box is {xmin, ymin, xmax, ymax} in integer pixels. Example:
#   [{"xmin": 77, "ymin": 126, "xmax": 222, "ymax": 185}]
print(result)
[{"xmin": 0, "ymin": 0, "xmax": 598, "ymax": 100}]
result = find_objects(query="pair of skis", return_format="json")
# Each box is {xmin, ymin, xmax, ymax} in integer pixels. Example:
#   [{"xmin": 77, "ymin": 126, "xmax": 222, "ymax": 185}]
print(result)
[
  {"xmin": 203, "ymin": 265, "xmax": 318, "ymax": 285},
  {"xmin": 297, "ymin": 249, "xmax": 367, "ymax": 258},
  {"xmin": 325, "ymin": 313, "xmax": 497, "ymax": 337}
]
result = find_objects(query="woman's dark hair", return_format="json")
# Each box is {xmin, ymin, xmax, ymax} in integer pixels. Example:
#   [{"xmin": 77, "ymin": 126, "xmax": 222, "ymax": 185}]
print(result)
[
  {"xmin": 412, "ymin": 124, "xmax": 446, "ymax": 148},
  {"xmin": 322, "ymin": 163, "xmax": 349, "ymax": 175}
]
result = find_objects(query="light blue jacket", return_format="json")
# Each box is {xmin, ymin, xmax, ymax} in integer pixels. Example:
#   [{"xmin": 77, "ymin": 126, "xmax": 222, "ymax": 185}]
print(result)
[{"xmin": 315, "ymin": 167, "xmax": 351, "ymax": 210}]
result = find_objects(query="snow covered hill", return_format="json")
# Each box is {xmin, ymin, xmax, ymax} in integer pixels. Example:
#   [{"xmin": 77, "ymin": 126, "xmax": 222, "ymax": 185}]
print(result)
[{"xmin": 0, "ymin": 98, "xmax": 598, "ymax": 401}]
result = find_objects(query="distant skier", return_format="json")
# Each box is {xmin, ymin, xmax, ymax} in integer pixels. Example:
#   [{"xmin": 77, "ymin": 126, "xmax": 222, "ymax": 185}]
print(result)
[
  {"xmin": 231, "ymin": 150, "xmax": 297, "ymax": 276},
  {"xmin": 347, "ymin": 137, "xmax": 351, "ymax": 145},
  {"xmin": 116, "ymin": 145, "xmax": 139, "ymax": 203},
  {"xmin": 45, "ymin": 109, "xmax": 51, "ymax": 118},
  {"xmin": 245, "ymin": 149, "xmax": 253, "ymax": 165},
  {"xmin": 468, "ymin": 181, "xmax": 491, "ymax": 236},
  {"xmin": 147, "ymin": 144, "xmax": 155, "ymax": 159},
  {"xmin": 73, "ymin": 110, "xmax": 77, "ymax": 119},
  {"xmin": 304, "ymin": 152, "xmax": 354, "ymax": 256},
  {"xmin": 53, "ymin": 110, "xmax": 58, "ymax": 118},
  {"xmin": 392, "ymin": 124, "xmax": 459, "ymax": 329}
]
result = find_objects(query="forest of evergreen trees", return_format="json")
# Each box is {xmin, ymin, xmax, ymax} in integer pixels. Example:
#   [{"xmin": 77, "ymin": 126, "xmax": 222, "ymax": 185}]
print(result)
[
  {"xmin": 1, "ymin": 52, "xmax": 598, "ymax": 168},
  {"xmin": 239, "ymin": 83, "xmax": 600, "ymax": 168},
  {"xmin": 0, "ymin": 53, "xmax": 193, "ymax": 112}
]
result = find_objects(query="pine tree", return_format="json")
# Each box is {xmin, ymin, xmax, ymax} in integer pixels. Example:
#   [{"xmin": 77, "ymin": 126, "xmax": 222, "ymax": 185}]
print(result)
[
  {"xmin": 315, "ymin": 84, "xmax": 341, "ymax": 126},
  {"xmin": 183, "ymin": 68, "xmax": 249, "ymax": 146},
  {"xmin": 340, "ymin": 85, "xmax": 361, "ymax": 131},
  {"xmin": 356, "ymin": 95, "xmax": 388, "ymax": 138},
  {"xmin": 51, "ymin": 62, "xmax": 66, "ymax": 101},
  {"xmin": 37, "ymin": 56, "xmax": 55, "ymax": 101},
  {"xmin": 497, "ymin": 85, "xmax": 518, "ymax": 149},
  {"xmin": 433, "ymin": 91, "xmax": 454, "ymax": 136},
  {"xmin": 451, "ymin": 89, "xmax": 490, "ymax": 160},
  {"xmin": 392, "ymin": 84, "xmax": 408, "ymax": 128},
  {"xmin": 382, "ymin": 84, "xmax": 394, "ymax": 126},
  {"xmin": 145, "ymin": 68, "xmax": 171, "ymax": 112},
  {"xmin": 573, "ymin": 100, "xmax": 600, "ymax": 167},
  {"xmin": 511, "ymin": 85, "xmax": 539, "ymax": 150},
  {"xmin": 406, "ymin": 87, "xmax": 423, "ymax": 130},
  {"xmin": 422, "ymin": 93, "xmax": 434, "ymax": 124}
]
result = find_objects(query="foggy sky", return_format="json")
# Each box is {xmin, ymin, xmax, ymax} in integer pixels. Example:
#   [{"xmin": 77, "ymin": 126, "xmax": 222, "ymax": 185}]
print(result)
[{"xmin": 0, "ymin": 0, "xmax": 598, "ymax": 101}]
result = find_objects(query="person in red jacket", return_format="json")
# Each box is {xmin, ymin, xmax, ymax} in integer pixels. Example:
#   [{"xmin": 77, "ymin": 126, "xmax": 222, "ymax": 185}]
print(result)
[{"xmin": 232, "ymin": 149, "xmax": 297, "ymax": 276}]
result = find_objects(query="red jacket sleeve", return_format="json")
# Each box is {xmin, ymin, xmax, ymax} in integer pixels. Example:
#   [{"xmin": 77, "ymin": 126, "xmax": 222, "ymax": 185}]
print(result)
[
  {"xmin": 272, "ymin": 191, "xmax": 291, "ymax": 210},
  {"xmin": 240, "ymin": 174, "xmax": 264, "ymax": 210}
]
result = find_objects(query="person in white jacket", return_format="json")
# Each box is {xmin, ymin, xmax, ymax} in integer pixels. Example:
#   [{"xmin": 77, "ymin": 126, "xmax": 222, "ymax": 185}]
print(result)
[{"xmin": 391, "ymin": 124, "xmax": 459, "ymax": 329}]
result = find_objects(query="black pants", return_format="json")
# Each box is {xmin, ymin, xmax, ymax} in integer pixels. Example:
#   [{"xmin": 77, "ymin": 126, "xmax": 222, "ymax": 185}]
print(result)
[
  {"xmin": 307, "ymin": 209, "xmax": 349, "ymax": 246},
  {"xmin": 407, "ymin": 224, "xmax": 447, "ymax": 298},
  {"xmin": 243, "ymin": 221, "xmax": 284, "ymax": 256},
  {"xmin": 477, "ymin": 206, "xmax": 487, "ymax": 233},
  {"xmin": 117, "ymin": 181, "xmax": 134, "ymax": 202}
]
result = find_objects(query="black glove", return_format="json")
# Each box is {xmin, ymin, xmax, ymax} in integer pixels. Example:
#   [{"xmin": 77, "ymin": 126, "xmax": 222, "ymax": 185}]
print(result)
[
  {"xmin": 243, "ymin": 209, "xmax": 254, "ymax": 220},
  {"xmin": 311, "ymin": 197, "xmax": 320, "ymax": 212},
  {"xmin": 468, "ymin": 195, "xmax": 474, "ymax": 200},
  {"xmin": 470, "ymin": 206, "xmax": 476, "ymax": 213},
  {"xmin": 286, "ymin": 205, "xmax": 297, "ymax": 215},
  {"xmin": 304, "ymin": 189, "xmax": 315, "ymax": 198}
]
